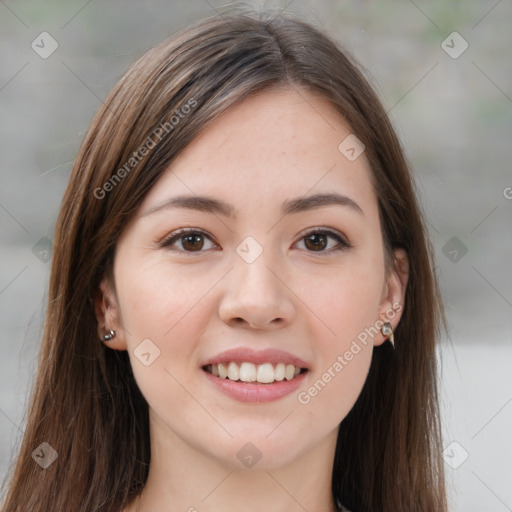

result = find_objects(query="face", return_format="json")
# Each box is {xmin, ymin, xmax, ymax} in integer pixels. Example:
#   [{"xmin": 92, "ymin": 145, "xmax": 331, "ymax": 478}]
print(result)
[{"xmin": 97, "ymin": 87, "xmax": 408, "ymax": 470}]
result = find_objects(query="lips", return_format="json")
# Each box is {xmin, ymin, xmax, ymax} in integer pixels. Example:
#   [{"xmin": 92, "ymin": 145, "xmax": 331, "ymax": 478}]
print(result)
[{"xmin": 200, "ymin": 347, "xmax": 310, "ymax": 403}]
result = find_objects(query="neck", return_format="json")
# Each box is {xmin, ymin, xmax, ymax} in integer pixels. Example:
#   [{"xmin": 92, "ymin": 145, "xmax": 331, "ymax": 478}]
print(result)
[{"xmin": 132, "ymin": 410, "xmax": 340, "ymax": 512}]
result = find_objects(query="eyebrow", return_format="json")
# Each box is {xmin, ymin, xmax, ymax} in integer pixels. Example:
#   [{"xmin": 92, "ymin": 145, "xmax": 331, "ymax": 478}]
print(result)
[{"xmin": 141, "ymin": 192, "xmax": 364, "ymax": 219}]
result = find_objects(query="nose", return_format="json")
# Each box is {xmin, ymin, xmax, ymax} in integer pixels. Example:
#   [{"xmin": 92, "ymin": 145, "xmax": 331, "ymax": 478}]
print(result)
[{"xmin": 218, "ymin": 249, "xmax": 295, "ymax": 330}]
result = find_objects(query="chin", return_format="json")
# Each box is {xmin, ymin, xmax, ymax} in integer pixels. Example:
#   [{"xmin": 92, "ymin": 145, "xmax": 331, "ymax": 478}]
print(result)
[{"xmin": 209, "ymin": 429, "xmax": 320, "ymax": 471}]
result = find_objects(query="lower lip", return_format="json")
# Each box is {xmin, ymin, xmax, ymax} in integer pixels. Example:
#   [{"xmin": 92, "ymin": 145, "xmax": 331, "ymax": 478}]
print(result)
[{"xmin": 202, "ymin": 369, "xmax": 308, "ymax": 403}]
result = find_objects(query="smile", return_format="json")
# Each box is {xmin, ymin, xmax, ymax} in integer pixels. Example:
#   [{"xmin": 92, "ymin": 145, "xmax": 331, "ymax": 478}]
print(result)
[{"xmin": 203, "ymin": 362, "xmax": 307, "ymax": 384}]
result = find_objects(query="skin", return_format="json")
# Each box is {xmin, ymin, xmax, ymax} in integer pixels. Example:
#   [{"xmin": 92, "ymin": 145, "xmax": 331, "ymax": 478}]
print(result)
[{"xmin": 95, "ymin": 87, "xmax": 409, "ymax": 512}]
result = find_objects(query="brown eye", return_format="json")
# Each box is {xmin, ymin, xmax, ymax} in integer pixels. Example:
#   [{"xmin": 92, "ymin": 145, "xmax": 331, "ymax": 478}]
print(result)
[
  {"xmin": 297, "ymin": 229, "xmax": 351, "ymax": 253},
  {"xmin": 304, "ymin": 233, "xmax": 328, "ymax": 251},
  {"xmin": 160, "ymin": 229, "xmax": 217, "ymax": 252},
  {"xmin": 181, "ymin": 233, "xmax": 205, "ymax": 251}
]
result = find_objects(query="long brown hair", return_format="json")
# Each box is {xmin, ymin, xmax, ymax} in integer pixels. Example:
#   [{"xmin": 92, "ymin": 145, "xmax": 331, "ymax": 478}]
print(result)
[{"xmin": 1, "ymin": 11, "xmax": 447, "ymax": 512}]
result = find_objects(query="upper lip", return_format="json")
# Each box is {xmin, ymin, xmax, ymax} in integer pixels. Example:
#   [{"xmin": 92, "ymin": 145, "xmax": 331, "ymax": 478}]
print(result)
[{"xmin": 201, "ymin": 348, "xmax": 310, "ymax": 369}]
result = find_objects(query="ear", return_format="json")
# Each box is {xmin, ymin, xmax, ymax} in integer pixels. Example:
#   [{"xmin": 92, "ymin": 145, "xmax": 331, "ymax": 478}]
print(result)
[
  {"xmin": 94, "ymin": 276, "xmax": 128, "ymax": 350},
  {"xmin": 374, "ymin": 248, "xmax": 409, "ymax": 346}
]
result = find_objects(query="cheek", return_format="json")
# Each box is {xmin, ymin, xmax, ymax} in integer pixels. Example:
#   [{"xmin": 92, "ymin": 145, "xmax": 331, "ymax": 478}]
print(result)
[
  {"xmin": 116, "ymin": 257, "xmax": 219, "ymax": 339},
  {"xmin": 300, "ymin": 258, "xmax": 384, "ymax": 346},
  {"xmin": 298, "ymin": 344, "xmax": 372, "ymax": 423},
  {"xmin": 294, "ymin": 257, "xmax": 383, "ymax": 417},
  {"xmin": 114, "ymin": 257, "xmax": 223, "ymax": 390},
  {"xmin": 114, "ymin": 259, "xmax": 221, "ymax": 421},
  {"xmin": 296, "ymin": 282, "xmax": 376, "ymax": 427}
]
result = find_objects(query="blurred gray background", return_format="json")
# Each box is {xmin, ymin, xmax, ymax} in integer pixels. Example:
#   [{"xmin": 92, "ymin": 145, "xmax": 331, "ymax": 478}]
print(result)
[{"xmin": 1, "ymin": 0, "xmax": 511, "ymax": 510}]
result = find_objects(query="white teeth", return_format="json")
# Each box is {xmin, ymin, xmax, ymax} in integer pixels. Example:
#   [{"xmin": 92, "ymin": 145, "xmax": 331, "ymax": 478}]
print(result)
[
  {"xmin": 218, "ymin": 362, "xmax": 228, "ymax": 379},
  {"xmin": 239, "ymin": 362, "xmax": 257, "ymax": 382},
  {"xmin": 285, "ymin": 364, "xmax": 295, "ymax": 381},
  {"xmin": 206, "ymin": 361, "xmax": 304, "ymax": 383},
  {"xmin": 256, "ymin": 363, "xmax": 274, "ymax": 383},
  {"xmin": 227, "ymin": 361, "xmax": 239, "ymax": 381},
  {"xmin": 274, "ymin": 362, "xmax": 285, "ymax": 381}
]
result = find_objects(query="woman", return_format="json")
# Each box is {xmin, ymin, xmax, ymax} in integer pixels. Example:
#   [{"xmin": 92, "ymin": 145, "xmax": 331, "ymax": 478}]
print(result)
[{"xmin": 0, "ymin": 11, "xmax": 447, "ymax": 512}]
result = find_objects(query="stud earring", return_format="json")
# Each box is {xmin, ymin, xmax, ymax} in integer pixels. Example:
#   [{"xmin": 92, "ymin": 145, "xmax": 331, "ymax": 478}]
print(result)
[
  {"xmin": 102, "ymin": 329, "xmax": 115, "ymax": 342},
  {"xmin": 381, "ymin": 322, "xmax": 394, "ymax": 348}
]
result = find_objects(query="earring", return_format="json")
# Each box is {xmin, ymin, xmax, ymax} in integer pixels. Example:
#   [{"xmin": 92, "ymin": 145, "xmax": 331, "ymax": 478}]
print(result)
[
  {"xmin": 381, "ymin": 322, "xmax": 394, "ymax": 348},
  {"xmin": 102, "ymin": 329, "xmax": 115, "ymax": 342}
]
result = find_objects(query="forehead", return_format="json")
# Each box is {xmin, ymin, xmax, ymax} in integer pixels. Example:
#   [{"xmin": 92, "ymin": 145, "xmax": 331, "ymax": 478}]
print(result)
[{"xmin": 138, "ymin": 87, "xmax": 378, "ymax": 219}]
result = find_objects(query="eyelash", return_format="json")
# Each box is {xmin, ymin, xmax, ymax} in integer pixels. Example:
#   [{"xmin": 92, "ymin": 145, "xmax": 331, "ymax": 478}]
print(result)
[{"xmin": 158, "ymin": 227, "xmax": 352, "ymax": 254}]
